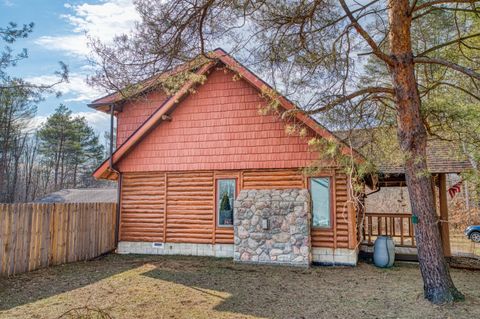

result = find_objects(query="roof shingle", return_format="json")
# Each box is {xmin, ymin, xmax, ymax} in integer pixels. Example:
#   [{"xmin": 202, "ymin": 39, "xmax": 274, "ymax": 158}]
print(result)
[
  {"xmin": 36, "ymin": 188, "xmax": 117, "ymax": 203},
  {"xmin": 336, "ymin": 129, "xmax": 472, "ymax": 174}
]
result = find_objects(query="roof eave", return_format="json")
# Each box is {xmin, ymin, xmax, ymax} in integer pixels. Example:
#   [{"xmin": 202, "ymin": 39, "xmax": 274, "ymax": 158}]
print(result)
[
  {"xmin": 92, "ymin": 61, "xmax": 217, "ymax": 179},
  {"xmin": 93, "ymin": 48, "xmax": 367, "ymax": 179}
]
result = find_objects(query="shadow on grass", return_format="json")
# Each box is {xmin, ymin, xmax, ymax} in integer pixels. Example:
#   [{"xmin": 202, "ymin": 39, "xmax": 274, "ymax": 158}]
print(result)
[
  {"xmin": 141, "ymin": 257, "xmax": 479, "ymax": 319},
  {"xmin": 0, "ymin": 254, "xmax": 142, "ymax": 311},
  {"xmin": 141, "ymin": 257, "xmax": 363, "ymax": 319},
  {"xmin": 1, "ymin": 254, "xmax": 477, "ymax": 319}
]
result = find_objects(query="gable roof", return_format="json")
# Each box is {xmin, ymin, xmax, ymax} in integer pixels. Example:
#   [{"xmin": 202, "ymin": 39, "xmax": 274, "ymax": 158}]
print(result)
[
  {"xmin": 88, "ymin": 56, "xmax": 211, "ymax": 111},
  {"xmin": 92, "ymin": 48, "xmax": 364, "ymax": 180},
  {"xmin": 36, "ymin": 188, "xmax": 117, "ymax": 203}
]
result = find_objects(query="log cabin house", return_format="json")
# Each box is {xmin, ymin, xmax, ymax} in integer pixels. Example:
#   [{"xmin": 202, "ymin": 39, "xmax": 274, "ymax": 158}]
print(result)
[{"xmin": 89, "ymin": 48, "xmax": 365, "ymax": 266}]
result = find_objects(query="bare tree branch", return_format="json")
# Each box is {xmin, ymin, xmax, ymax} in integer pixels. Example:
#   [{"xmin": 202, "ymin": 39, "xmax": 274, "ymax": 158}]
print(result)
[
  {"xmin": 198, "ymin": 0, "xmax": 215, "ymax": 55},
  {"xmin": 413, "ymin": 0, "xmax": 480, "ymax": 12},
  {"xmin": 417, "ymin": 32, "xmax": 480, "ymax": 56},
  {"xmin": 421, "ymin": 81, "xmax": 480, "ymax": 100},
  {"xmin": 414, "ymin": 56, "xmax": 480, "ymax": 80},
  {"xmin": 293, "ymin": 87, "xmax": 394, "ymax": 115},
  {"xmin": 410, "ymin": 0, "xmax": 420, "ymax": 14},
  {"xmin": 339, "ymin": 0, "xmax": 394, "ymax": 66}
]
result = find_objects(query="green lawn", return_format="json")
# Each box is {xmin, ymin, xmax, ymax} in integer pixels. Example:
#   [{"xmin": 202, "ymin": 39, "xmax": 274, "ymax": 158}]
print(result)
[{"xmin": 0, "ymin": 254, "xmax": 479, "ymax": 319}]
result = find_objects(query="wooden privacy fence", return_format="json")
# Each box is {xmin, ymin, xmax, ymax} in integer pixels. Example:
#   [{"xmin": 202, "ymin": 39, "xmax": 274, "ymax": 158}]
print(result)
[
  {"xmin": 362, "ymin": 212, "xmax": 416, "ymax": 248},
  {"xmin": 0, "ymin": 203, "xmax": 117, "ymax": 276}
]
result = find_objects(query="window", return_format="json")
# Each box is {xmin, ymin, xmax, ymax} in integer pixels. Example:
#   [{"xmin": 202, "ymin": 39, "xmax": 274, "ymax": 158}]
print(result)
[
  {"xmin": 310, "ymin": 177, "xmax": 331, "ymax": 228},
  {"xmin": 217, "ymin": 179, "xmax": 236, "ymax": 227}
]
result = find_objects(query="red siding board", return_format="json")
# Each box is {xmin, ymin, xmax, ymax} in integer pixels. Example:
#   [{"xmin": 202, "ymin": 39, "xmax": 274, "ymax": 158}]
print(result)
[
  {"xmin": 116, "ymin": 68, "xmax": 321, "ymax": 172},
  {"xmin": 116, "ymin": 90, "xmax": 169, "ymax": 146}
]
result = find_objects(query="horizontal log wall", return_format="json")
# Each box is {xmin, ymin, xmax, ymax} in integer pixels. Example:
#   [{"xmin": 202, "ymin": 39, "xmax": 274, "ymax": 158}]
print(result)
[
  {"xmin": 0, "ymin": 203, "xmax": 117, "ymax": 276},
  {"xmin": 166, "ymin": 171, "xmax": 214, "ymax": 243},
  {"xmin": 241, "ymin": 169, "xmax": 304, "ymax": 189},
  {"xmin": 120, "ymin": 169, "xmax": 357, "ymax": 249},
  {"xmin": 120, "ymin": 173, "xmax": 165, "ymax": 242}
]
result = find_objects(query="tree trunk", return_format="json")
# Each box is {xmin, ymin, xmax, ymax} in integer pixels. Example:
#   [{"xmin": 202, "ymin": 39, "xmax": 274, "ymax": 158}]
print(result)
[
  {"xmin": 24, "ymin": 139, "xmax": 37, "ymax": 202},
  {"xmin": 54, "ymin": 138, "xmax": 62, "ymax": 190},
  {"xmin": 388, "ymin": 0, "xmax": 463, "ymax": 304},
  {"xmin": 0, "ymin": 105, "xmax": 13, "ymax": 202},
  {"xmin": 73, "ymin": 163, "xmax": 78, "ymax": 188},
  {"xmin": 60, "ymin": 152, "xmax": 65, "ymax": 189}
]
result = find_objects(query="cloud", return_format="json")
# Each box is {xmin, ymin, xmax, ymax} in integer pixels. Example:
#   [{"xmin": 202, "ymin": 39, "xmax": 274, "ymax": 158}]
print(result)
[
  {"xmin": 29, "ymin": 111, "xmax": 110, "ymax": 135},
  {"xmin": 27, "ymin": 115, "xmax": 47, "ymax": 131},
  {"xmin": 35, "ymin": 35, "xmax": 91, "ymax": 57},
  {"xmin": 74, "ymin": 111, "xmax": 111, "ymax": 134},
  {"xmin": 35, "ymin": 0, "xmax": 139, "ymax": 56},
  {"xmin": 3, "ymin": 0, "xmax": 14, "ymax": 7},
  {"xmin": 25, "ymin": 73, "xmax": 101, "ymax": 102}
]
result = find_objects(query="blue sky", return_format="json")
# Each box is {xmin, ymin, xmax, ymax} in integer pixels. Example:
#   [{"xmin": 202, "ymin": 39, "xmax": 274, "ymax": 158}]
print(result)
[{"xmin": 1, "ymin": 0, "xmax": 139, "ymax": 135}]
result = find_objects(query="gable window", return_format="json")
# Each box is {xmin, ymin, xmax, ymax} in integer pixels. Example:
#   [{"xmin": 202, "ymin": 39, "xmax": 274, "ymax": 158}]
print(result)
[
  {"xmin": 217, "ymin": 179, "xmax": 236, "ymax": 227},
  {"xmin": 310, "ymin": 177, "xmax": 331, "ymax": 228}
]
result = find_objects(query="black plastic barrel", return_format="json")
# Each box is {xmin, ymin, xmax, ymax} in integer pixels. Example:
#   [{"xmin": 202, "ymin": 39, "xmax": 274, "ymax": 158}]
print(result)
[{"xmin": 373, "ymin": 236, "xmax": 395, "ymax": 268}]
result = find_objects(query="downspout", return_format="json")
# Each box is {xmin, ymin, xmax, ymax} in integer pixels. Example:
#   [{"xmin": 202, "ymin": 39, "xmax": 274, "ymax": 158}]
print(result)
[
  {"xmin": 109, "ymin": 104, "xmax": 121, "ymax": 249},
  {"xmin": 365, "ymin": 186, "xmax": 381, "ymax": 196},
  {"xmin": 365, "ymin": 173, "xmax": 381, "ymax": 196}
]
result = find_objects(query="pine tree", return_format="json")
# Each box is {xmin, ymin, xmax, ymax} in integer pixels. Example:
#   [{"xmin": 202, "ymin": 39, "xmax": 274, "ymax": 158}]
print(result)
[
  {"xmin": 38, "ymin": 104, "xmax": 104, "ymax": 191},
  {"xmin": 0, "ymin": 85, "xmax": 36, "ymax": 202}
]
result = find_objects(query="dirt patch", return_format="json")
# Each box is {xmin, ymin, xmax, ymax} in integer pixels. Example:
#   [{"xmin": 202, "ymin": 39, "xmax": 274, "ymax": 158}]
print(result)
[{"xmin": 0, "ymin": 254, "xmax": 479, "ymax": 319}]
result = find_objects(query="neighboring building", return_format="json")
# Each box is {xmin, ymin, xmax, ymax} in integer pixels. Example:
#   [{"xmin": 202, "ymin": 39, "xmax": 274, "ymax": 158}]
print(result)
[
  {"xmin": 337, "ymin": 129, "xmax": 473, "ymax": 258},
  {"xmin": 362, "ymin": 138, "xmax": 472, "ymax": 214},
  {"xmin": 88, "ymin": 49, "xmax": 367, "ymax": 266},
  {"xmin": 36, "ymin": 188, "xmax": 117, "ymax": 203}
]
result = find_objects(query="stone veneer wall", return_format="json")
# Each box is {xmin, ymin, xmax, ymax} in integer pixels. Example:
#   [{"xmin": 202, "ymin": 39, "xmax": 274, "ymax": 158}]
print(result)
[{"xmin": 233, "ymin": 189, "xmax": 311, "ymax": 266}]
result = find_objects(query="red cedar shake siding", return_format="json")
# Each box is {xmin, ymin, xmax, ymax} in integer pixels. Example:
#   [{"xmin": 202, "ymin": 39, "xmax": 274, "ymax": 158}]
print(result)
[
  {"xmin": 93, "ymin": 49, "xmax": 361, "ymax": 180},
  {"xmin": 116, "ymin": 90, "xmax": 168, "ymax": 146},
  {"xmin": 117, "ymin": 68, "xmax": 319, "ymax": 172}
]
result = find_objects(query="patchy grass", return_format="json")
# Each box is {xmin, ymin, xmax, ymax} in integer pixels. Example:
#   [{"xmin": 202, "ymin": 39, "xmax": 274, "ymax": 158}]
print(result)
[{"xmin": 0, "ymin": 254, "xmax": 479, "ymax": 319}]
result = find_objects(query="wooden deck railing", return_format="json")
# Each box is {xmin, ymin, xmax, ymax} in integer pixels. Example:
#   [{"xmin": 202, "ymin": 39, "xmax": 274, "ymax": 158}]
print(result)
[{"xmin": 361, "ymin": 212, "xmax": 416, "ymax": 248}]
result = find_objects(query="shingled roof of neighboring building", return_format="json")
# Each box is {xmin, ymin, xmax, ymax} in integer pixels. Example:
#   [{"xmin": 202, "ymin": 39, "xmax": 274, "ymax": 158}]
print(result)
[
  {"xmin": 336, "ymin": 129, "xmax": 472, "ymax": 174},
  {"xmin": 378, "ymin": 139, "xmax": 472, "ymax": 174},
  {"xmin": 36, "ymin": 188, "xmax": 117, "ymax": 203}
]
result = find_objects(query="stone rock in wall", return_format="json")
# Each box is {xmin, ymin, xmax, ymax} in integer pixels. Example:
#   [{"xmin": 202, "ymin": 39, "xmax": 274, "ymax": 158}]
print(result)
[
  {"xmin": 248, "ymin": 238, "xmax": 259, "ymax": 249},
  {"xmin": 251, "ymin": 215, "xmax": 260, "ymax": 226},
  {"xmin": 259, "ymin": 251, "xmax": 270, "ymax": 262},
  {"xmin": 237, "ymin": 226, "xmax": 249, "ymax": 239},
  {"xmin": 233, "ymin": 188, "xmax": 311, "ymax": 266},
  {"xmin": 241, "ymin": 251, "xmax": 251, "ymax": 261},
  {"xmin": 270, "ymin": 248, "xmax": 283, "ymax": 256},
  {"xmin": 272, "ymin": 232, "xmax": 290, "ymax": 243}
]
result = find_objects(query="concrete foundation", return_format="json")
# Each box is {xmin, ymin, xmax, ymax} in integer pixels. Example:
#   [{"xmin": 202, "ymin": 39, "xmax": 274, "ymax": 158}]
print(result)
[
  {"xmin": 312, "ymin": 247, "xmax": 358, "ymax": 266},
  {"xmin": 117, "ymin": 242, "xmax": 234, "ymax": 258}
]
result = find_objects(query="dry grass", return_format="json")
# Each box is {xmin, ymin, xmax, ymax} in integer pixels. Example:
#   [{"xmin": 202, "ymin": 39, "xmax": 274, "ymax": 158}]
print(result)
[{"xmin": 1, "ymin": 254, "xmax": 479, "ymax": 319}]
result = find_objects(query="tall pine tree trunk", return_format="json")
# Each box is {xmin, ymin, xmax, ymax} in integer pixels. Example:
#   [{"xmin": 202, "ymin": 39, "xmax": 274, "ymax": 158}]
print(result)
[
  {"xmin": 54, "ymin": 139, "xmax": 62, "ymax": 190},
  {"xmin": 388, "ymin": 0, "xmax": 463, "ymax": 304},
  {"xmin": 73, "ymin": 163, "xmax": 78, "ymax": 188}
]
